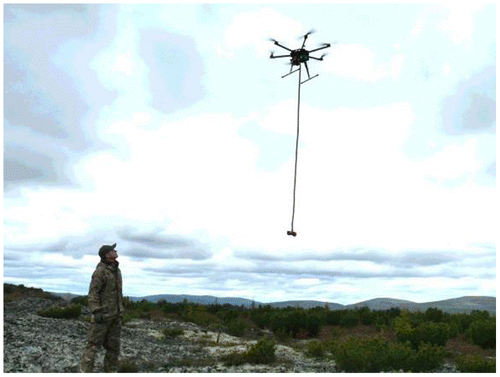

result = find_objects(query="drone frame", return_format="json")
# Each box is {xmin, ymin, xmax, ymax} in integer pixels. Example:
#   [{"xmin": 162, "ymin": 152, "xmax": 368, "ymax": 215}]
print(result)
[{"xmin": 270, "ymin": 32, "xmax": 330, "ymax": 84}]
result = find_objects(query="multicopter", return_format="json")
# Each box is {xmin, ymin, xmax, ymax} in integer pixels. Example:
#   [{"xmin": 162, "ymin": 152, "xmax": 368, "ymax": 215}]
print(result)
[
  {"xmin": 269, "ymin": 30, "xmax": 331, "ymax": 83},
  {"xmin": 269, "ymin": 30, "xmax": 332, "ymax": 237}
]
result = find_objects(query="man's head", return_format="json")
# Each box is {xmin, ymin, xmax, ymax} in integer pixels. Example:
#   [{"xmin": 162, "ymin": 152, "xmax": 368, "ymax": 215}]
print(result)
[{"xmin": 99, "ymin": 243, "xmax": 118, "ymax": 263}]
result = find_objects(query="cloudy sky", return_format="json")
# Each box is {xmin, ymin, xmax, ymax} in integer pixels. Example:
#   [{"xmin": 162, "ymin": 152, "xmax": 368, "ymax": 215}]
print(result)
[{"xmin": 3, "ymin": 3, "xmax": 496, "ymax": 305}]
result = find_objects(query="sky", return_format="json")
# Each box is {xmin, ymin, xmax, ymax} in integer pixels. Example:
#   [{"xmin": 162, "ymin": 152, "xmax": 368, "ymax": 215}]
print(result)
[{"xmin": 3, "ymin": 3, "xmax": 496, "ymax": 305}]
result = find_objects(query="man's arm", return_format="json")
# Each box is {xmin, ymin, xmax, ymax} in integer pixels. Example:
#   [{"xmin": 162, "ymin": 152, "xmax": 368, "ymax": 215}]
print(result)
[{"xmin": 87, "ymin": 268, "xmax": 104, "ymax": 314}]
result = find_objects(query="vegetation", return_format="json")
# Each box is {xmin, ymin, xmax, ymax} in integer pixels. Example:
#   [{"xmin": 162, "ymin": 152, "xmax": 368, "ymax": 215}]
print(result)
[
  {"xmin": 4, "ymin": 283, "xmax": 61, "ymax": 302},
  {"xmin": 163, "ymin": 328, "xmax": 184, "ymax": 338},
  {"xmin": 222, "ymin": 337, "xmax": 277, "ymax": 366},
  {"xmin": 454, "ymin": 354, "xmax": 496, "ymax": 373},
  {"xmin": 37, "ymin": 304, "xmax": 82, "ymax": 319},
  {"xmin": 4, "ymin": 283, "xmax": 496, "ymax": 372}
]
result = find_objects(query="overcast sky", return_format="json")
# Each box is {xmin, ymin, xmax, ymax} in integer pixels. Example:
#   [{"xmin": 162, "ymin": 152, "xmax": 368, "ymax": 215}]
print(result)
[{"xmin": 3, "ymin": 3, "xmax": 496, "ymax": 305}]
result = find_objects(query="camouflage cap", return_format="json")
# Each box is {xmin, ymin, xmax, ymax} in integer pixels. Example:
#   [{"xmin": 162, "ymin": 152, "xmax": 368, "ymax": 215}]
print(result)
[{"xmin": 98, "ymin": 243, "xmax": 117, "ymax": 260}]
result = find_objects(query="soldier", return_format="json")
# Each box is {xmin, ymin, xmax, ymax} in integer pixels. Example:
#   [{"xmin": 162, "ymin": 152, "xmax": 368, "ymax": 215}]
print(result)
[{"xmin": 80, "ymin": 243, "xmax": 124, "ymax": 373}]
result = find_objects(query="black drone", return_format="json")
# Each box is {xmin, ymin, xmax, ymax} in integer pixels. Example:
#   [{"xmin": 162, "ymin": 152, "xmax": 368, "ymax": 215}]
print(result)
[
  {"xmin": 270, "ymin": 30, "xmax": 331, "ymax": 83},
  {"xmin": 269, "ymin": 30, "xmax": 332, "ymax": 237}
]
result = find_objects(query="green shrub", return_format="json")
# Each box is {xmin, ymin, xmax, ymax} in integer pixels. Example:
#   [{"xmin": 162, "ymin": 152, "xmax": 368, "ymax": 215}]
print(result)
[
  {"xmin": 411, "ymin": 342, "xmax": 446, "ymax": 372},
  {"xmin": 414, "ymin": 322, "xmax": 450, "ymax": 348},
  {"xmin": 221, "ymin": 337, "xmax": 277, "ymax": 366},
  {"xmin": 305, "ymin": 340, "xmax": 326, "ymax": 359},
  {"xmin": 163, "ymin": 328, "xmax": 184, "ymax": 338},
  {"xmin": 395, "ymin": 312, "xmax": 452, "ymax": 349},
  {"xmin": 466, "ymin": 319, "xmax": 496, "ymax": 349},
  {"xmin": 339, "ymin": 311, "xmax": 358, "ymax": 328},
  {"xmin": 330, "ymin": 336, "xmax": 413, "ymax": 372},
  {"xmin": 246, "ymin": 337, "xmax": 277, "ymax": 364},
  {"xmin": 37, "ymin": 304, "xmax": 81, "ymax": 319},
  {"xmin": 455, "ymin": 354, "xmax": 496, "ymax": 373},
  {"xmin": 118, "ymin": 359, "xmax": 140, "ymax": 372},
  {"xmin": 221, "ymin": 352, "xmax": 247, "ymax": 366},
  {"xmin": 325, "ymin": 310, "xmax": 342, "ymax": 326},
  {"xmin": 70, "ymin": 295, "xmax": 88, "ymax": 306},
  {"xmin": 226, "ymin": 317, "xmax": 248, "ymax": 337}
]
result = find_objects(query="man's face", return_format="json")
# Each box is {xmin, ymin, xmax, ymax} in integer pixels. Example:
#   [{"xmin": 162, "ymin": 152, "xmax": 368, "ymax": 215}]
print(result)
[{"xmin": 106, "ymin": 249, "xmax": 118, "ymax": 263}]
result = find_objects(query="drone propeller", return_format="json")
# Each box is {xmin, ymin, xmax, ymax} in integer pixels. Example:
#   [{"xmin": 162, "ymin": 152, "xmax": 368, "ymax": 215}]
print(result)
[
  {"xmin": 300, "ymin": 29, "xmax": 315, "ymax": 49},
  {"xmin": 309, "ymin": 53, "xmax": 328, "ymax": 61},
  {"xmin": 268, "ymin": 37, "xmax": 293, "ymax": 52},
  {"xmin": 298, "ymin": 29, "xmax": 316, "ymax": 39}
]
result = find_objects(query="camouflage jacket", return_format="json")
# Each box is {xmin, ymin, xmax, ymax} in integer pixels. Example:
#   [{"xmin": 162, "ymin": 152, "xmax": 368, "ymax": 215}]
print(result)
[{"xmin": 87, "ymin": 260, "xmax": 124, "ymax": 317}]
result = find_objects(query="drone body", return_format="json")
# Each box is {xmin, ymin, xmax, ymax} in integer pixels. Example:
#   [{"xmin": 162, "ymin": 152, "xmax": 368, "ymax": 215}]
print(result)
[
  {"xmin": 269, "ymin": 31, "xmax": 331, "ymax": 236},
  {"xmin": 270, "ymin": 30, "xmax": 331, "ymax": 83}
]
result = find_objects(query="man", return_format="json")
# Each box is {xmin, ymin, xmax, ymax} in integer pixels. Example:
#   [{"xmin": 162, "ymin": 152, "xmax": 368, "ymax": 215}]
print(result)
[{"xmin": 80, "ymin": 243, "xmax": 124, "ymax": 373}]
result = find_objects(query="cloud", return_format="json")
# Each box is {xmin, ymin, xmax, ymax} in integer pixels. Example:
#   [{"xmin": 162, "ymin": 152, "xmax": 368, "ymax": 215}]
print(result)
[
  {"xmin": 233, "ymin": 247, "xmax": 476, "ymax": 273},
  {"xmin": 138, "ymin": 29, "xmax": 205, "ymax": 113},
  {"xmin": 3, "ymin": 4, "xmax": 117, "ymax": 191},
  {"xmin": 116, "ymin": 227, "xmax": 211, "ymax": 260},
  {"xmin": 442, "ymin": 65, "xmax": 496, "ymax": 135},
  {"xmin": 438, "ymin": 4, "xmax": 486, "ymax": 46},
  {"xmin": 324, "ymin": 44, "xmax": 405, "ymax": 82},
  {"xmin": 419, "ymin": 138, "xmax": 483, "ymax": 183},
  {"xmin": 485, "ymin": 162, "xmax": 495, "ymax": 177},
  {"xmin": 220, "ymin": 7, "xmax": 304, "ymax": 58}
]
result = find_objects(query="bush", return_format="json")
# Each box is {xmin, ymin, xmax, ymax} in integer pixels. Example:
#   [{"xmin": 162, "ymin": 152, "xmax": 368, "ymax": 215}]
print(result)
[
  {"xmin": 395, "ymin": 312, "xmax": 451, "ymax": 349},
  {"xmin": 330, "ymin": 336, "xmax": 414, "ymax": 372},
  {"xmin": 466, "ymin": 319, "xmax": 496, "ymax": 349},
  {"xmin": 325, "ymin": 310, "xmax": 342, "ymax": 326},
  {"xmin": 221, "ymin": 337, "xmax": 277, "ymax": 366},
  {"xmin": 226, "ymin": 317, "xmax": 248, "ymax": 337},
  {"xmin": 330, "ymin": 335, "xmax": 446, "ymax": 372},
  {"xmin": 411, "ymin": 342, "xmax": 446, "ymax": 372},
  {"xmin": 163, "ymin": 328, "xmax": 184, "ymax": 338},
  {"xmin": 37, "ymin": 304, "xmax": 81, "ymax": 319},
  {"xmin": 455, "ymin": 354, "xmax": 496, "ymax": 373},
  {"xmin": 221, "ymin": 352, "xmax": 247, "ymax": 366},
  {"xmin": 414, "ymin": 322, "xmax": 450, "ymax": 348},
  {"xmin": 305, "ymin": 340, "xmax": 326, "ymax": 359},
  {"xmin": 71, "ymin": 295, "xmax": 88, "ymax": 306},
  {"xmin": 339, "ymin": 311, "xmax": 358, "ymax": 328},
  {"xmin": 246, "ymin": 337, "xmax": 276, "ymax": 364},
  {"xmin": 118, "ymin": 359, "xmax": 140, "ymax": 372}
]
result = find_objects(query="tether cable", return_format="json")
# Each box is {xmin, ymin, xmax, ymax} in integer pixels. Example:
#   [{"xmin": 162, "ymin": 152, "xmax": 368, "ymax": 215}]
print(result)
[{"xmin": 289, "ymin": 65, "xmax": 301, "ymax": 236}]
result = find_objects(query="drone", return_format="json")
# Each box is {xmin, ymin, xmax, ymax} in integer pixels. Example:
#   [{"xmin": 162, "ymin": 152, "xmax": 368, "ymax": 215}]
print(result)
[
  {"xmin": 269, "ymin": 30, "xmax": 332, "ymax": 237},
  {"xmin": 270, "ymin": 30, "xmax": 331, "ymax": 83}
]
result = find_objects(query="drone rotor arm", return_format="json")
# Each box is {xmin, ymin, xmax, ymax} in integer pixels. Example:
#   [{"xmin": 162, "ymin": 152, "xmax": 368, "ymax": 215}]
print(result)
[
  {"xmin": 273, "ymin": 41, "xmax": 293, "ymax": 52},
  {"xmin": 301, "ymin": 35, "xmax": 308, "ymax": 49},
  {"xmin": 308, "ymin": 44, "xmax": 331, "ymax": 53},
  {"xmin": 270, "ymin": 54, "xmax": 291, "ymax": 59},
  {"xmin": 308, "ymin": 55, "xmax": 325, "ymax": 61}
]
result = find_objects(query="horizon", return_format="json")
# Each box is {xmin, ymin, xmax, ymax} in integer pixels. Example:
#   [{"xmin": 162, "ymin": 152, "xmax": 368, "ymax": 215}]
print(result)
[
  {"xmin": 5, "ymin": 281, "xmax": 495, "ymax": 308},
  {"xmin": 3, "ymin": 4, "xmax": 496, "ymax": 305}
]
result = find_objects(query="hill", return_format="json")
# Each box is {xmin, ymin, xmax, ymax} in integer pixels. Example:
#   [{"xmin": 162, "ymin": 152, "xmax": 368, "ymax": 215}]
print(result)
[
  {"xmin": 124, "ymin": 293, "xmax": 494, "ymax": 314},
  {"xmin": 4, "ymin": 283, "xmax": 494, "ymax": 314}
]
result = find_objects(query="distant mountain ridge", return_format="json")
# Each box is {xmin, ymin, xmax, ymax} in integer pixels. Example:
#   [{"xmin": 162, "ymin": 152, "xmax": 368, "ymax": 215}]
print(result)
[
  {"xmin": 7, "ymin": 283, "xmax": 492, "ymax": 315},
  {"xmin": 126, "ymin": 293, "xmax": 495, "ymax": 314}
]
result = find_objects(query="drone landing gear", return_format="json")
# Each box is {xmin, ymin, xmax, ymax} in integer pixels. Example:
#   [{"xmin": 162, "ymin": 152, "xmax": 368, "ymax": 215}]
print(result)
[
  {"xmin": 287, "ymin": 230, "xmax": 297, "ymax": 237},
  {"xmin": 301, "ymin": 74, "xmax": 318, "ymax": 84}
]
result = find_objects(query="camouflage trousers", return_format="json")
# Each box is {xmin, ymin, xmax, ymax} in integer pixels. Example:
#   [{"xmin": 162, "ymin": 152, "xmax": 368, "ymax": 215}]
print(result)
[{"xmin": 80, "ymin": 316, "xmax": 121, "ymax": 373}]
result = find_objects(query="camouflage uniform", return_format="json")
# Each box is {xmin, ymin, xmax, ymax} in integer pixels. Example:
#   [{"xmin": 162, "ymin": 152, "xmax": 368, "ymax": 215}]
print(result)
[{"xmin": 80, "ymin": 260, "xmax": 124, "ymax": 372}]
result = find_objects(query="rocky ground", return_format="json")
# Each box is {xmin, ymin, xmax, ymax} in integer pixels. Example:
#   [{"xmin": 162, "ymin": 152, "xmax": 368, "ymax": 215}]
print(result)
[{"xmin": 4, "ymin": 297, "xmax": 339, "ymax": 373}]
